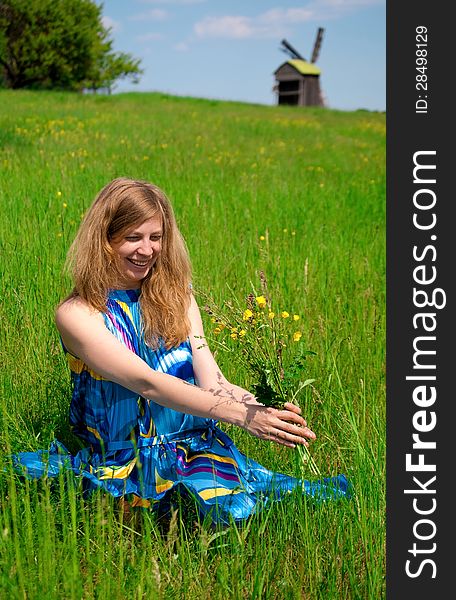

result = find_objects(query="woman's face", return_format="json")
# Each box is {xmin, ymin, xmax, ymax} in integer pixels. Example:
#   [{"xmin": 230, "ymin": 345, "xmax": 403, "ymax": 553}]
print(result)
[{"xmin": 110, "ymin": 216, "xmax": 163, "ymax": 289}]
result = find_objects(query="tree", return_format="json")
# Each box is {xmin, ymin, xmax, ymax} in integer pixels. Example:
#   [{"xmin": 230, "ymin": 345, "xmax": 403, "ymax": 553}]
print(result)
[
  {"xmin": 0, "ymin": 0, "xmax": 142, "ymax": 91},
  {"xmin": 83, "ymin": 24, "xmax": 143, "ymax": 93}
]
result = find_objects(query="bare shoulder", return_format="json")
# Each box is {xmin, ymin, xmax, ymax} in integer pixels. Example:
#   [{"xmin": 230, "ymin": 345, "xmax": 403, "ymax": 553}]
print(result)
[{"xmin": 55, "ymin": 296, "xmax": 104, "ymax": 331}]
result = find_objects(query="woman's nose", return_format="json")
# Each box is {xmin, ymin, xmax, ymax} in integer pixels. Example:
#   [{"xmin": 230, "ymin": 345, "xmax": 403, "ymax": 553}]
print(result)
[{"xmin": 138, "ymin": 240, "xmax": 153, "ymax": 255}]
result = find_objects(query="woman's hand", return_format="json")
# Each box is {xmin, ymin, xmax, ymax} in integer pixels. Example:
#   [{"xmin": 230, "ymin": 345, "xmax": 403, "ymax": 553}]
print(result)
[{"xmin": 240, "ymin": 398, "xmax": 316, "ymax": 448}]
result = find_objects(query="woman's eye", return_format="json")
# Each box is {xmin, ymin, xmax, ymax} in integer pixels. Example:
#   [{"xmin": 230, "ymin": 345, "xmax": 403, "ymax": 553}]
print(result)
[{"xmin": 125, "ymin": 236, "xmax": 139, "ymax": 241}]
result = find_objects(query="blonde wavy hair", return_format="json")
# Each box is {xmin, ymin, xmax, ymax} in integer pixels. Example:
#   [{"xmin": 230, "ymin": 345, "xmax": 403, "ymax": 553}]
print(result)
[{"xmin": 65, "ymin": 177, "xmax": 192, "ymax": 348}]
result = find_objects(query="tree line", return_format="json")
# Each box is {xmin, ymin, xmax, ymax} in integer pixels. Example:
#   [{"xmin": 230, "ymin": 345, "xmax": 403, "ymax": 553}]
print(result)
[{"xmin": 0, "ymin": 0, "xmax": 142, "ymax": 92}]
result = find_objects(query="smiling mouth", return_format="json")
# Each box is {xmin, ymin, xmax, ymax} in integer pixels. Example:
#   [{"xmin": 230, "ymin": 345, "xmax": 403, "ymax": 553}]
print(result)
[{"xmin": 127, "ymin": 258, "xmax": 151, "ymax": 267}]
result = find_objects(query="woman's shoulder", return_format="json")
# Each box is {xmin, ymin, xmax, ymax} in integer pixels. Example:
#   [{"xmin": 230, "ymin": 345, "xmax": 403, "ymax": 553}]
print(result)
[{"xmin": 55, "ymin": 294, "xmax": 103, "ymax": 329}]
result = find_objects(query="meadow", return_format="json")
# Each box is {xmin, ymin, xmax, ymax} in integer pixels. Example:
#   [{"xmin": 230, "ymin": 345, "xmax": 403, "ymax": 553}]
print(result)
[{"xmin": 0, "ymin": 90, "xmax": 385, "ymax": 599}]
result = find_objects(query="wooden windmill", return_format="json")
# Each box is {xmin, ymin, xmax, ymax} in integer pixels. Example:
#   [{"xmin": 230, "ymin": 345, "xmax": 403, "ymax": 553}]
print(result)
[{"xmin": 274, "ymin": 28, "xmax": 325, "ymax": 107}]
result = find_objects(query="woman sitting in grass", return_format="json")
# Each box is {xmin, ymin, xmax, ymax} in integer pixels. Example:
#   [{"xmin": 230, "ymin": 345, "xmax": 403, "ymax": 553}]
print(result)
[{"xmin": 14, "ymin": 177, "xmax": 349, "ymax": 524}]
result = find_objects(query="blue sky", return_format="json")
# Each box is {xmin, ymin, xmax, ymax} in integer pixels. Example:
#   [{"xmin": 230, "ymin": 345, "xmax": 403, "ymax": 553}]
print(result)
[{"xmin": 101, "ymin": 0, "xmax": 385, "ymax": 111}]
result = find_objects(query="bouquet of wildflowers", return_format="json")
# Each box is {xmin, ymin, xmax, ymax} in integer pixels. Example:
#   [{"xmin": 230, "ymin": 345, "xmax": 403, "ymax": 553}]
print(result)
[{"xmin": 199, "ymin": 272, "xmax": 321, "ymax": 478}]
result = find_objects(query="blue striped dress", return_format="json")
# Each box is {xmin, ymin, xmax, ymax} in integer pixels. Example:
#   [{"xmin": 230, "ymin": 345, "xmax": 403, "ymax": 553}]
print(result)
[{"xmin": 13, "ymin": 289, "xmax": 350, "ymax": 524}]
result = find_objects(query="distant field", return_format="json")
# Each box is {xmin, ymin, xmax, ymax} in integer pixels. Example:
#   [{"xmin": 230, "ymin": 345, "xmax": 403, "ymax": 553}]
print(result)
[{"xmin": 0, "ymin": 90, "xmax": 385, "ymax": 599}]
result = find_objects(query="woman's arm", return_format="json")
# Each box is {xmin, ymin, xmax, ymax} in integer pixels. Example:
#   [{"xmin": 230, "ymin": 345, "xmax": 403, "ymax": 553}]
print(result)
[
  {"xmin": 187, "ymin": 294, "xmax": 236, "ymax": 390},
  {"xmin": 56, "ymin": 297, "xmax": 313, "ymax": 448}
]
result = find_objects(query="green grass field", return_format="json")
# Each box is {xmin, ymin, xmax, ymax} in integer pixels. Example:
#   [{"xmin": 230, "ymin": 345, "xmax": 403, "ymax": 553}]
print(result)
[{"xmin": 0, "ymin": 90, "xmax": 385, "ymax": 599}]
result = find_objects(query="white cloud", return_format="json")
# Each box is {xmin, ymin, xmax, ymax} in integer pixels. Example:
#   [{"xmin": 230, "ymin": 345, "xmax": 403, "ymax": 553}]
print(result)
[
  {"xmin": 194, "ymin": 16, "xmax": 257, "ymax": 40},
  {"xmin": 310, "ymin": 0, "xmax": 384, "ymax": 18},
  {"xmin": 193, "ymin": 12, "xmax": 310, "ymax": 40},
  {"xmin": 174, "ymin": 41, "xmax": 190, "ymax": 52},
  {"xmin": 193, "ymin": 1, "xmax": 383, "ymax": 40},
  {"xmin": 129, "ymin": 8, "xmax": 168, "ymax": 21},
  {"xmin": 139, "ymin": 0, "xmax": 206, "ymax": 5},
  {"xmin": 193, "ymin": 8, "xmax": 316, "ymax": 40},
  {"xmin": 101, "ymin": 15, "xmax": 121, "ymax": 33},
  {"xmin": 136, "ymin": 32, "xmax": 165, "ymax": 43},
  {"xmin": 318, "ymin": 0, "xmax": 383, "ymax": 7},
  {"xmin": 259, "ymin": 8, "xmax": 314, "ymax": 25}
]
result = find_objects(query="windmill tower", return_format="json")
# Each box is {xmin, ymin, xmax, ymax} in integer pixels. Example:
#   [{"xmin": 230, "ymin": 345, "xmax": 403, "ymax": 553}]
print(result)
[{"xmin": 273, "ymin": 28, "xmax": 325, "ymax": 107}]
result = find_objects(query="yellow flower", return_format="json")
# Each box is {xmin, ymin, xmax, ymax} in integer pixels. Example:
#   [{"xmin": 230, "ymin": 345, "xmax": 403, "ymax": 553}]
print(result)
[
  {"xmin": 62, "ymin": 202, "xmax": 67, "ymax": 208},
  {"xmin": 230, "ymin": 333, "xmax": 238, "ymax": 340},
  {"xmin": 255, "ymin": 296, "xmax": 267, "ymax": 309},
  {"xmin": 243, "ymin": 309, "xmax": 253, "ymax": 320},
  {"xmin": 268, "ymin": 311, "xmax": 275, "ymax": 319},
  {"xmin": 211, "ymin": 317, "xmax": 216, "ymax": 323},
  {"xmin": 56, "ymin": 191, "xmax": 62, "ymax": 197},
  {"xmin": 239, "ymin": 329, "xmax": 246, "ymax": 337},
  {"xmin": 259, "ymin": 235, "xmax": 265, "ymax": 241},
  {"xmin": 281, "ymin": 311, "xmax": 289, "ymax": 318},
  {"xmin": 214, "ymin": 327, "xmax": 221, "ymax": 334},
  {"xmin": 219, "ymin": 323, "xmax": 226, "ymax": 330},
  {"xmin": 293, "ymin": 314, "xmax": 300, "ymax": 321},
  {"xmin": 230, "ymin": 327, "xmax": 238, "ymax": 334},
  {"xmin": 293, "ymin": 331, "xmax": 302, "ymax": 342}
]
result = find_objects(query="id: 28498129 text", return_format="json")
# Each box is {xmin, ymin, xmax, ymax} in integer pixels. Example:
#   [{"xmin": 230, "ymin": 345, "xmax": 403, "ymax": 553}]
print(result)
[{"xmin": 416, "ymin": 26, "xmax": 428, "ymax": 114}]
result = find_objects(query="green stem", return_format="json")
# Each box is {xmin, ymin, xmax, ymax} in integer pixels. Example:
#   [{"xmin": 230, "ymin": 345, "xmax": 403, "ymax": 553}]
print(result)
[{"xmin": 296, "ymin": 444, "xmax": 321, "ymax": 478}]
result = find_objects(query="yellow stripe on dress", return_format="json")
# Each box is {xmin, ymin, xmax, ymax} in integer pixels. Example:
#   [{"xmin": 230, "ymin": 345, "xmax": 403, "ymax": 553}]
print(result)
[
  {"xmin": 115, "ymin": 300, "xmax": 138, "ymax": 334},
  {"xmin": 96, "ymin": 458, "xmax": 137, "ymax": 480},
  {"xmin": 139, "ymin": 416, "xmax": 156, "ymax": 438},
  {"xmin": 130, "ymin": 495, "xmax": 151, "ymax": 508},
  {"xmin": 198, "ymin": 487, "xmax": 242, "ymax": 501},
  {"xmin": 155, "ymin": 469, "xmax": 174, "ymax": 494},
  {"xmin": 176, "ymin": 445, "xmax": 239, "ymax": 467},
  {"xmin": 86, "ymin": 426, "xmax": 102, "ymax": 441},
  {"xmin": 66, "ymin": 353, "xmax": 105, "ymax": 381}
]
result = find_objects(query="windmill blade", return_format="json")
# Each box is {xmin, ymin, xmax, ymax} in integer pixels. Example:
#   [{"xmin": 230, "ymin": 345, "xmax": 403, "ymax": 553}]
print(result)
[
  {"xmin": 280, "ymin": 39, "xmax": 306, "ymax": 61},
  {"xmin": 310, "ymin": 27, "xmax": 324, "ymax": 63}
]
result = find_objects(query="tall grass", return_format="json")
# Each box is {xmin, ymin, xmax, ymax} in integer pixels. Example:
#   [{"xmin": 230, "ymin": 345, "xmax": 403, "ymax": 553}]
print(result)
[{"xmin": 0, "ymin": 90, "xmax": 385, "ymax": 598}]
